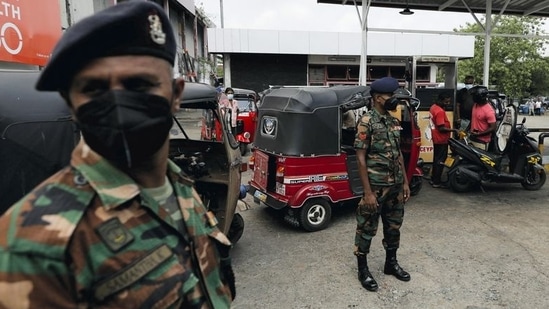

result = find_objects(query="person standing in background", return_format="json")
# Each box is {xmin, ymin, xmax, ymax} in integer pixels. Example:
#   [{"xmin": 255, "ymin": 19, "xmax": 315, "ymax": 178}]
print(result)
[
  {"xmin": 534, "ymin": 97, "xmax": 542, "ymax": 116},
  {"xmin": 469, "ymin": 86, "xmax": 497, "ymax": 151},
  {"xmin": 224, "ymin": 87, "xmax": 239, "ymax": 134},
  {"xmin": 429, "ymin": 92, "xmax": 458, "ymax": 188},
  {"xmin": 455, "ymin": 75, "xmax": 475, "ymax": 130}
]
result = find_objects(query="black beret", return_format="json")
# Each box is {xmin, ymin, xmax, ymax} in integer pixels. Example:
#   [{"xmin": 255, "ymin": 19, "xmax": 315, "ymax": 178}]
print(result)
[
  {"xmin": 36, "ymin": 1, "xmax": 176, "ymax": 91},
  {"xmin": 370, "ymin": 77, "xmax": 400, "ymax": 96}
]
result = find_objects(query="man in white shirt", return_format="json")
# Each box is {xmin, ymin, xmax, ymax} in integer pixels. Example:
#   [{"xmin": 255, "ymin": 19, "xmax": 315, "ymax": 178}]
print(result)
[{"xmin": 535, "ymin": 98, "xmax": 542, "ymax": 116}]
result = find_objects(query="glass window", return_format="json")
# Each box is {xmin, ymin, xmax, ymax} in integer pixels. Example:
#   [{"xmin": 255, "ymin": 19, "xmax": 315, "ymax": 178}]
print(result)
[
  {"xmin": 348, "ymin": 65, "xmax": 359, "ymax": 80},
  {"xmin": 327, "ymin": 65, "xmax": 347, "ymax": 80},
  {"xmin": 309, "ymin": 66, "xmax": 325, "ymax": 83},
  {"xmin": 416, "ymin": 66, "xmax": 431, "ymax": 81},
  {"xmin": 390, "ymin": 66, "xmax": 405, "ymax": 81},
  {"xmin": 368, "ymin": 66, "xmax": 388, "ymax": 80}
]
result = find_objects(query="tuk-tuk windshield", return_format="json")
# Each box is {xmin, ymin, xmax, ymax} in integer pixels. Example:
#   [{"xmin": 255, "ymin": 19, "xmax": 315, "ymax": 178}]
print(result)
[
  {"xmin": 170, "ymin": 83, "xmax": 239, "ymax": 149},
  {"xmin": 237, "ymin": 98, "xmax": 255, "ymax": 112}
]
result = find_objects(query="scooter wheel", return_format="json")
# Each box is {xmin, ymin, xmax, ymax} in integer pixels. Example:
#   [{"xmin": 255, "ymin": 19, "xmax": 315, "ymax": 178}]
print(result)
[
  {"xmin": 521, "ymin": 167, "xmax": 546, "ymax": 190},
  {"xmin": 299, "ymin": 198, "xmax": 332, "ymax": 232},
  {"xmin": 448, "ymin": 171, "xmax": 474, "ymax": 192}
]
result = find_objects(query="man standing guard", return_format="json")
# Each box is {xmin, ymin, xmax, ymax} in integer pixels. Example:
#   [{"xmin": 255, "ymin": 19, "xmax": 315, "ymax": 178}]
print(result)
[
  {"xmin": 354, "ymin": 77, "xmax": 411, "ymax": 292},
  {"xmin": 0, "ymin": 2, "xmax": 234, "ymax": 308}
]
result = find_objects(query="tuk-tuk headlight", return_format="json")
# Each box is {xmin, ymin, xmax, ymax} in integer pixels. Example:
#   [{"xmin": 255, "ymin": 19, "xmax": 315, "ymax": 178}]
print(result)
[
  {"xmin": 244, "ymin": 132, "xmax": 251, "ymax": 139},
  {"xmin": 248, "ymin": 155, "xmax": 255, "ymax": 170}
]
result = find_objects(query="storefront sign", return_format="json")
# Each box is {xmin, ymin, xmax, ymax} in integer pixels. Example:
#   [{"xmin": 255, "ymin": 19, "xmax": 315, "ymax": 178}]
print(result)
[{"xmin": 0, "ymin": 0, "xmax": 61, "ymax": 66}]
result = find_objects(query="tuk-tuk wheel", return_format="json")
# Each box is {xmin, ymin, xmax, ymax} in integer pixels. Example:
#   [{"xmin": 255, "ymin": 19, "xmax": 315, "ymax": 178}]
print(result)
[
  {"xmin": 299, "ymin": 198, "xmax": 332, "ymax": 232},
  {"xmin": 410, "ymin": 176, "xmax": 423, "ymax": 196},
  {"xmin": 239, "ymin": 143, "xmax": 248, "ymax": 156},
  {"xmin": 227, "ymin": 213, "xmax": 245, "ymax": 244}
]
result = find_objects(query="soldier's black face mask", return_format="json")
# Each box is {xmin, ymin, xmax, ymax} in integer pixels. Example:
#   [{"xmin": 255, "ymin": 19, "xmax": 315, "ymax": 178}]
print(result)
[
  {"xmin": 382, "ymin": 96, "xmax": 399, "ymax": 111},
  {"xmin": 76, "ymin": 90, "xmax": 173, "ymax": 169}
]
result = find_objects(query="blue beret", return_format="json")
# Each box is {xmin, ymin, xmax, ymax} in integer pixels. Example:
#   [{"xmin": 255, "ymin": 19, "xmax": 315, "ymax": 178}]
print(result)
[
  {"xmin": 36, "ymin": 1, "xmax": 176, "ymax": 91},
  {"xmin": 370, "ymin": 77, "xmax": 400, "ymax": 95}
]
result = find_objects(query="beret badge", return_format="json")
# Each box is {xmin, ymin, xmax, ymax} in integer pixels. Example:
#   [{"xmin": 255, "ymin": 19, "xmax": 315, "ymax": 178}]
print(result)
[{"xmin": 148, "ymin": 14, "xmax": 166, "ymax": 45}]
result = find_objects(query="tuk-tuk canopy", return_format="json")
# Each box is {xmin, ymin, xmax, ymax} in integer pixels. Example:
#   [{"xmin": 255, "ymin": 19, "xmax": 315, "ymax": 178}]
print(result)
[
  {"xmin": 255, "ymin": 85, "xmax": 369, "ymax": 156},
  {"xmin": 259, "ymin": 86, "xmax": 369, "ymax": 114},
  {"xmin": 179, "ymin": 82, "xmax": 219, "ymax": 107},
  {"xmin": 0, "ymin": 70, "xmax": 78, "ymax": 213},
  {"xmin": 0, "ymin": 71, "xmax": 72, "ymax": 130}
]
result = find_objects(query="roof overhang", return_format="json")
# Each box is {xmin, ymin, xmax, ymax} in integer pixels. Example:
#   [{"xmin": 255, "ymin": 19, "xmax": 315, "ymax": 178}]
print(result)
[{"xmin": 317, "ymin": 1, "xmax": 549, "ymax": 18}]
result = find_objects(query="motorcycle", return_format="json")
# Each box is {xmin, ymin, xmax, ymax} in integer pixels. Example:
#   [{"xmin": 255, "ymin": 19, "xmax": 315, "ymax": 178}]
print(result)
[{"xmin": 444, "ymin": 117, "xmax": 546, "ymax": 192}]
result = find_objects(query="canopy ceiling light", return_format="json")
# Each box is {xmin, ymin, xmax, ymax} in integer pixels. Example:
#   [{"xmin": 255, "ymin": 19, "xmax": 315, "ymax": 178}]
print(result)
[{"xmin": 399, "ymin": 0, "xmax": 414, "ymax": 15}]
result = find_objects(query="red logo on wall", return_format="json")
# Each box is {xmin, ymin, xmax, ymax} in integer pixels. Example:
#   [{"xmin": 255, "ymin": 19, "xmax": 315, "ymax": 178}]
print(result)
[{"xmin": 0, "ymin": 0, "xmax": 62, "ymax": 66}]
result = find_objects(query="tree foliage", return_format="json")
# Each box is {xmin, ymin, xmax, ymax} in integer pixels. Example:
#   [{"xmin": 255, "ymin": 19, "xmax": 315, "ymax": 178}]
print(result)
[{"xmin": 456, "ymin": 16, "xmax": 549, "ymax": 98}]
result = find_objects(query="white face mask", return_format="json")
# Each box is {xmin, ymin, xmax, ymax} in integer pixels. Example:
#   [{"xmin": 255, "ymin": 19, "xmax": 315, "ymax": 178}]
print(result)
[
  {"xmin": 227, "ymin": 94, "xmax": 234, "ymax": 100},
  {"xmin": 464, "ymin": 84, "xmax": 473, "ymax": 89}
]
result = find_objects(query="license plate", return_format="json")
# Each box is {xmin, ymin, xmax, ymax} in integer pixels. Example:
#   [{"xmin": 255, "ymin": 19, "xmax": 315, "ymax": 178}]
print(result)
[
  {"xmin": 254, "ymin": 190, "xmax": 267, "ymax": 202},
  {"xmin": 444, "ymin": 157, "xmax": 455, "ymax": 167}
]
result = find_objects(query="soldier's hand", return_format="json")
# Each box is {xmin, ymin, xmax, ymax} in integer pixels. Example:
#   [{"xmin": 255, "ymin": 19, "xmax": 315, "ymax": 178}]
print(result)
[
  {"xmin": 403, "ymin": 184, "xmax": 411, "ymax": 203},
  {"xmin": 359, "ymin": 192, "xmax": 378, "ymax": 212}
]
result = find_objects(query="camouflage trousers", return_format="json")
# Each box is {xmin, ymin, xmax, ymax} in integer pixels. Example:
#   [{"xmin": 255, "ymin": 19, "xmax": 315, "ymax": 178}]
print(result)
[{"xmin": 354, "ymin": 183, "xmax": 404, "ymax": 255}]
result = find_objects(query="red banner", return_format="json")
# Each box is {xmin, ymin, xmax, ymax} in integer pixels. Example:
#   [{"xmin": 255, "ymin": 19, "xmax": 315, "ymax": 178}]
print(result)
[{"xmin": 0, "ymin": 0, "xmax": 62, "ymax": 66}]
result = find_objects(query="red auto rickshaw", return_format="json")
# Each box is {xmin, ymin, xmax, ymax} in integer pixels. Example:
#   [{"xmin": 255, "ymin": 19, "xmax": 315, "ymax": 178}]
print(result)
[
  {"xmin": 199, "ymin": 88, "xmax": 259, "ymax": 156},
  {"xmin": 233, "ymin": 88, "xmax": 259, "ymax": 155},
  {"xmin": 247, "ymin": 86, "xmax": 423, "ymax": 232}
]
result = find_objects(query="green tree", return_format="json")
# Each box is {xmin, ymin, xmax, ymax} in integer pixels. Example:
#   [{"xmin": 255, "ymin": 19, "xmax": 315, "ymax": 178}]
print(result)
[
  {"xmin": 456, "ymin": 16, "xmax": 549, "ymax": 98},
  {"xmin": 528, "ymin": 57, "xmax": 549, "ymax": 97}
]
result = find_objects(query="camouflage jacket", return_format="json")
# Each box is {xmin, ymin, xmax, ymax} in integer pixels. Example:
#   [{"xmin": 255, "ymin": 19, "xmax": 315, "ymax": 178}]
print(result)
[
  {"xmin": 354, "ymin": 108, "xmax": 404, "ymax": 186},
  {"xmin": 0, "ymin": 142, "xmax": 233, "ymax": 308}
]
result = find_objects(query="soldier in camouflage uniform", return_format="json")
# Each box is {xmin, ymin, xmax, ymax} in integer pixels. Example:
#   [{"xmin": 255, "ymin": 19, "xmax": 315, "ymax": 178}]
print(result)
[
  {"xmin": 0, "ymin": 2, "xmax": 234, "ymax": 308},
  {"xmin": 353, "ymin": 77, "xmax": 411, "ymax": 292}
]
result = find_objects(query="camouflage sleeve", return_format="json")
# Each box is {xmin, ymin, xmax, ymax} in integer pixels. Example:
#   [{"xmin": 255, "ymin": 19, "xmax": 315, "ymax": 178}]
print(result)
[
  {"xmin": 0, "ymin": 184, "xmax": 86, "ymax": 308},
  {"xmin": 0, "ymin": 250, "xmax": 77, "ymax": 308},
  {"xmin": 354, "ymin": 114, "xmax": 372, "ymax": 150}
]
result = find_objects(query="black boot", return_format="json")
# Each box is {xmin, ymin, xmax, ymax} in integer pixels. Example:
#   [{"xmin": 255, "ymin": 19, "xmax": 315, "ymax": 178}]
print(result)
[
  {"xmin": 383, "ymin": 249, "xmax": 411, "ymax": 281},
  {"xmin": 356, "ymin": 254, "xmax": 378, "ymax": 291}
]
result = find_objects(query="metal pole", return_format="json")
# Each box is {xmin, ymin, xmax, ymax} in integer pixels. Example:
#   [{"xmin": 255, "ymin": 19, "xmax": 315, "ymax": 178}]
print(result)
[
  {"xmin": 358, "ymin": 0, "xmax": 371, "ymax": 86},
  {"xmin": 483, "ymin": 0, "xmax": 492, "ymax": 86},
  {"xmin": 220, "ymin": 0, "xmax": 224, "ymax": 28}
]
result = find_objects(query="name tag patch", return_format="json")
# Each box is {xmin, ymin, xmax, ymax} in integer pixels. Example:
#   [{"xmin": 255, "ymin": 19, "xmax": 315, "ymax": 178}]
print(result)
[{"xmin": 94, "ymin": 244, "xmax": 173, "ymax": 301}]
